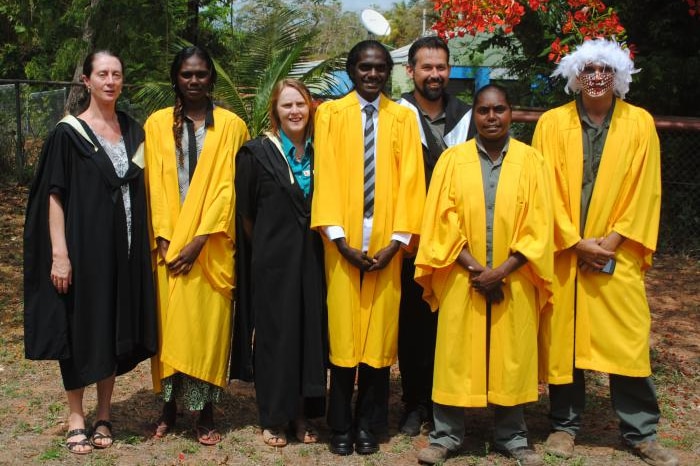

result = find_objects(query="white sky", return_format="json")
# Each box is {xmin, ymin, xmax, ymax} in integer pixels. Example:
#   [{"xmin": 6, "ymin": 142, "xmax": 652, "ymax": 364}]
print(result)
[{"xmin": 339, "ymin": 0, "xmax": 396, "ymax": 12}]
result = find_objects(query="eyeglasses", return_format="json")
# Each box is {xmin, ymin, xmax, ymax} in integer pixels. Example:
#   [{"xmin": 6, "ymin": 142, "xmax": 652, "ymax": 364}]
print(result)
[{"xmin": 580, "ymin": 65, "xmax": 614, "ymax": 77}]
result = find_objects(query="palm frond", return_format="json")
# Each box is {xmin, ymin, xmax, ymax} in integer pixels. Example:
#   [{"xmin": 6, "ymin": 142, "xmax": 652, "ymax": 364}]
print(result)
[
  {"xmin": 212, "ymin": 63, "xmax": 249, "ymax": 123},
  {"xmin": 132, "ymin": 82, "xmax": 174, "ymax": 116}
]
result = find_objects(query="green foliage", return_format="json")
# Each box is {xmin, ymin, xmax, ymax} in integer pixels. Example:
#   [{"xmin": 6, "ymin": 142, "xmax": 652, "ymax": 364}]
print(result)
[
  {"xmin": 38, "ymin": 438, "xmax": 64, "ymax": 461},
  {"xmin": 0, "ymin": 0, "xmax": 184, "ymax": 85}
]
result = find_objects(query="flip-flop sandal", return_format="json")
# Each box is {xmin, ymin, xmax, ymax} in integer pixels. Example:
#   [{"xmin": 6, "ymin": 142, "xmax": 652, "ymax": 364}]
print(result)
[
  {"xmin": 90, "ymin": 420, "xmax": 113, "ymax": 449},
  {"xmin": 153, "ymin": 416, "xmax": 176, "ymax": 439},
  {"xmin": 153, "ymin": 422, "xmax": 170, "ymax": 439},
  {"xmin": 66, "ymin": 428, "xmax": 93, "ymax": 455},
  {"xmin": 195, "ymin": 424, "xmax": 221, "ymax": 446},
  {"xmin": 262, "ymin": 428, "xmax": 288, "ymax": 447}
]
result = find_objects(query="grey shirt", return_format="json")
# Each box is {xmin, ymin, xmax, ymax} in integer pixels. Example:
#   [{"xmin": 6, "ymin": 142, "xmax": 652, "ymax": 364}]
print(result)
[
  {"xmin": 577, "ymin": 95, "xmax": 615, "ymax": 232},
  {"xmin": 475, "ymin": 135, "xmax": 510, "ymax": 267},
  {"xmin": 420, "ymin": 108, "xmax": 448, "ymax": 152}
]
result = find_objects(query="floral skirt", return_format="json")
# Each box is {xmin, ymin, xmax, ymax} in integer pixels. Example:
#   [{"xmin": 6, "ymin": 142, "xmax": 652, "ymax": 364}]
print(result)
[{"xmin": 161, "ymin": 373, "xmax": 222, "ymax": 411}]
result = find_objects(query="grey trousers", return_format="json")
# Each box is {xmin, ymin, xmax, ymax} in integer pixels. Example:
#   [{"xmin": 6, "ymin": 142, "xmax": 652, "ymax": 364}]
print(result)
[
  {"xmin": 549, "ymin": 368, "xmax": 661, "ymax": 445},
  {"xmin": 429, "ymin": 403, "xmax": 529, "ymax": 452}
]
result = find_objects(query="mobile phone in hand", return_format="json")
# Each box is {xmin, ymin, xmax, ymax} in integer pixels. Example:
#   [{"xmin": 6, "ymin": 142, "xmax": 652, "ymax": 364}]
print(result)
[{"xmin": 600, "ymin": 258, "xmax": 616, "ymax": 275}]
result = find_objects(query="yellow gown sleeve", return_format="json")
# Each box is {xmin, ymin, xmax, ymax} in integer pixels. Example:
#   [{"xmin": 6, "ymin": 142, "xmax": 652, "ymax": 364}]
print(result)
[
  {"xmin": 144, "ymin": 112, "xmax": 175, "ymax": 246},
  {"xmin": 392, "ymin": 110, "xmax": 426, "ymax": 234},
  {"xmin": 311, "ymin": 102, "xmax": 344, "ymax": 230},
  {"xmin": 532, "ymin": 111, "xmax": 581, "ymax": 252},
  {"xmin": 607, "ymin": 110, "xmax": 660, "ymax": 268},
  {"xmin": 507, "ymin": 146, "xmax": 553, "ymax": 308},
  {"xmin": 195, "ymin": 118, "xmax": 250, "ymax": 237},
  {"xmin": 415, "ymin": 149, "xmax": 467, "ymax": 310}
]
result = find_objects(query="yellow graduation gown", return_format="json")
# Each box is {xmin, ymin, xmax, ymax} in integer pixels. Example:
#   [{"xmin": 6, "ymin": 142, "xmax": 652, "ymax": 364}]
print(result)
[
  {"xmin": 415, "ymin": 139, "xmax": 552, "ymax": 407},
  {"xmin": 532, "ymin": 99, "xmax": 661, "ymax": 381},
  {"xmin": 310, "ymin": 92, "xmax": 425, "ymax": 368},
  {"xmin": 145, "ymin": 106, "xmax": 249, "ymax": 390}
]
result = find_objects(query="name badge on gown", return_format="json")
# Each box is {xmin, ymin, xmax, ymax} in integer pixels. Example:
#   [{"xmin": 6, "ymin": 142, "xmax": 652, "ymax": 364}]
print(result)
[{"xmin": 302, "ymin": 169, "xmax": 311, "ymax": 177}]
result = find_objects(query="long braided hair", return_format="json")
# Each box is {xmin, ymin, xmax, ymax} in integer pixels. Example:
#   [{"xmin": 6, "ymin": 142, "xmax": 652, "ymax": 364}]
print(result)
[{"xmin": 169, "ymin": 46, "xmax": 217, "ymax": 166}]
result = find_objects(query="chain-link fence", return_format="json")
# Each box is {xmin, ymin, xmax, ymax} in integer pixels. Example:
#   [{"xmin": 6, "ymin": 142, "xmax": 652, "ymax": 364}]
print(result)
[
  {"xmin": 0, "ymin": 80, "xmax": 141, "ymax": 182},
  {"xmin": 0, "ymin": 83, "xmax": 21, "ymax": 176},
  {"xmin": 656, "ymin": 128, "xmax": 700, "ymax": 255},
  {"xmin": 1, "ymin": 80, "xmax": 698, "ymax": 256}
]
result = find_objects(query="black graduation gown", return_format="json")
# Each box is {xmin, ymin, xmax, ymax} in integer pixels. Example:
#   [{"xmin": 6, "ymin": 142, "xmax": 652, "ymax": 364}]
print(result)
[
  {"xmin": 23, "ymin": 112, "xmax": 157, "ymax": 390},
  {"xmin": 231, "ymin": 137, "xmax": 327, "ymax": 427}
]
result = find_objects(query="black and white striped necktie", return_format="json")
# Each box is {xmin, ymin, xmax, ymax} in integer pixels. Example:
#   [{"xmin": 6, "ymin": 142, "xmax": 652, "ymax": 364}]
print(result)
[{"xmin": 363, "ymin": 105, "xmax": 375, "ymax": 218}]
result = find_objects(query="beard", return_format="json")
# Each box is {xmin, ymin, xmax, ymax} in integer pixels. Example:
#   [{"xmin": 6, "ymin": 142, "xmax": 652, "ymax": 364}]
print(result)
[{"xmin": 417, "ymin": 78, "xmax": 445, "ymax": 101}]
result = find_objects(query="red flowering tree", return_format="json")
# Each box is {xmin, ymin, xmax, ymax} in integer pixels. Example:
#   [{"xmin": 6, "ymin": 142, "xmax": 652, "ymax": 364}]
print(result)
[
  {"xmin": 428, "ymin": 0, "xmax": 698, "ymax": 113},
  {"xmin": 432, "ymin": 0, "xmax": 629, "ymax": 62}
]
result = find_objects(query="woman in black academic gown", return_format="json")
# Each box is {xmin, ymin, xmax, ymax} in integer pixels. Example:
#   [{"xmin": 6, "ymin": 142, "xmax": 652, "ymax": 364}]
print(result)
[
  {"xmin": 23, "ymin": 50, "xmax": 157, "ymax": 455},
  {"xmin": 232, "ymin": 79, "xmax": 327, "ymax": 447}
]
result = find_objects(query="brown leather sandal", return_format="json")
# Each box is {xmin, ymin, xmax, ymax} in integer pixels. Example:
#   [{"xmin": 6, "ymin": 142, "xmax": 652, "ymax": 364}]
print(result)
[
  {"xmin": 195, "ymin": 423, "xmax": 222, "ymax": 446},
  {"xmin": 90, "ymin": 420, "xmax": 113, "ymax": 449},
  {"xmin": 66, "ymin": 428, "xmax": 93, "ymax": 455}
]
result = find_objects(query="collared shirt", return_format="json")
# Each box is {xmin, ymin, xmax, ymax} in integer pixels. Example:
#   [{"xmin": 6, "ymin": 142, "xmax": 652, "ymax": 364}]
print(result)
[
  {"xmin": 177, "ymin": 102, "xmax": 215, "ymax": 204},
  {"xmin": 279, "ymin": 129, "xmax": 312, "ymax": 197},
  {"xmin": 576, "ymin": 94, "xmax": 615, "ymax": 232},
  {"xmin": 420, "ymin": 108, "xmax": 448, "ymax": 152},
  {"xmin": 324, "ymin": 91, "xmax": 411, "ymax": 251},
  {"xmin": 475, "ymin": 134, "xmax": 510, "ymax": 267}
]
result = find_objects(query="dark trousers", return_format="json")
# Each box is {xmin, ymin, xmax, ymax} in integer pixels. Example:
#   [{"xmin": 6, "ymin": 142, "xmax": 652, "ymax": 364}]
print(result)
[
  {"xmin": 398, "ymin": 258, "xmax": 438, "ymax": 411},
  {"xmin": 327, "ymin": 363, "xmax": 390, "ymax": 434},
  {"xmin": 549, "ymin": 368, "xmax": 661, "ymax": 445}
]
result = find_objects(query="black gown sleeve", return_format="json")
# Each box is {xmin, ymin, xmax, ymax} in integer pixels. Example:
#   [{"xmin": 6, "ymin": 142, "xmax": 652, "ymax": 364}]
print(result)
[
  {"xmin": 230, "ymin": 140, "xmax": 260, "ymax": 381},
  {"xmin": 23, "ymin": 127, "xmax": 74, "ymax": 360}
]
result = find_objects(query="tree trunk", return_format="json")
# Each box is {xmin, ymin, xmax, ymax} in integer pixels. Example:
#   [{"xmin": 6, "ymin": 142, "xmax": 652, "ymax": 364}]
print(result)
[
  {"xmin": 64, "ymin": 0, "xmax": 101, "ymax": 115},
  {"xmin": 185, "ymin": 0, "xmax": 200, "ymax": 44}
]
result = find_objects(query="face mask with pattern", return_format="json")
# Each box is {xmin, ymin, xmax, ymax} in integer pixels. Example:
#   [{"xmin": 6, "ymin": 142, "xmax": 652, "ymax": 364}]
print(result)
[{"xmin": 578, "ymin": 68, "xmax": 615, "ymax": 98}]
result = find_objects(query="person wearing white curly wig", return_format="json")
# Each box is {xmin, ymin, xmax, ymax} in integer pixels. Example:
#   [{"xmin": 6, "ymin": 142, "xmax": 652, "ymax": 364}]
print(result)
[{"xmin": 532, "ymin": 38, "xmax": 678, "ymax": 466}]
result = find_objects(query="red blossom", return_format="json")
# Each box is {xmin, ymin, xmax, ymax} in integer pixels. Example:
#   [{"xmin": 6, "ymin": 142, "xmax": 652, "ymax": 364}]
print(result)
[
  {"xmin": 527, "ymin": 0, "xmax": 549, "ymax": 10},
  {"xmin": 432, "ymin": 0, "xmax": 632, "ymax": 62},
  {"xmin": 574, "ymin": 8, "xmax": 590, "ymax": 22},
  {"xmin": 548, "ymin": 37, "xmax": 571, "ymax": 62}
]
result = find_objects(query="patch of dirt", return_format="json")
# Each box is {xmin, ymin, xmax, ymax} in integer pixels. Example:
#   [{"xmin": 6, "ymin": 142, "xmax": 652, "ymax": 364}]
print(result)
[{"xmin": 0, "ymin": 183, "xmax": 698, "ymax": 465}]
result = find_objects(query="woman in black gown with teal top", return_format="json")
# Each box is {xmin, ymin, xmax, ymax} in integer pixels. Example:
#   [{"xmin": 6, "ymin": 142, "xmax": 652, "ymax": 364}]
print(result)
[{"xmin": 232, "ymin": 79, "xmax": 327, "ymax": 447}]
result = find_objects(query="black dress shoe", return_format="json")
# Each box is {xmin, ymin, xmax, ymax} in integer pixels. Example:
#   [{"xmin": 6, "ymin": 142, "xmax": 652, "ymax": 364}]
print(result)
[
  {"xmin": 400, "ymin": 404, "xmax": 429, "ymax": 436},
  {"xmin": 329, "ymin": 430, "xmax": 354, "ymax": 456},
  {"xmin": 355, "ymin": 428, "xmax": 379, "ymax": 455}
]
